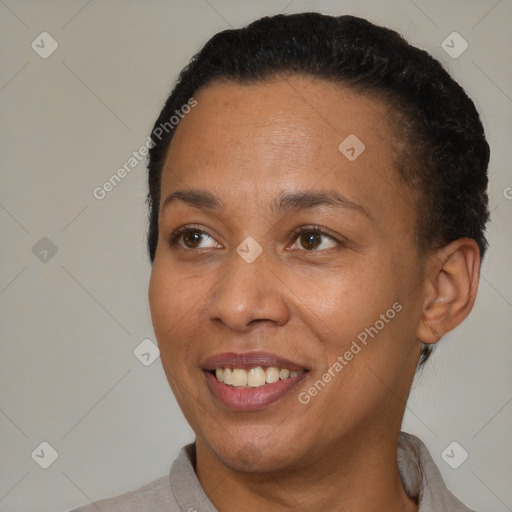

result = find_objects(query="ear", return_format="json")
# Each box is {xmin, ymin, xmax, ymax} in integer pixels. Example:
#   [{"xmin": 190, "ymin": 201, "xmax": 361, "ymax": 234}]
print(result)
[{"xmin": 416, "ymin": 238, "xmax": 481, "ymax": 344}]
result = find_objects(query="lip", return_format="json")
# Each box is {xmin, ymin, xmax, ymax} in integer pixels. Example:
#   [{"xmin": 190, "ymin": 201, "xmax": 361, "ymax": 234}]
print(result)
[{"xmin": 201, "ymin": 351, "xmax": 309, "ymax": 411}]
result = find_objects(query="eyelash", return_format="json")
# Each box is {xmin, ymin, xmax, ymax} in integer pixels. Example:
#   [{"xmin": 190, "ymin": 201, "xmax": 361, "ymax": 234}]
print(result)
[{"xmin": 168, "ymin": 225, "xmax": 343, "ymax": 252}]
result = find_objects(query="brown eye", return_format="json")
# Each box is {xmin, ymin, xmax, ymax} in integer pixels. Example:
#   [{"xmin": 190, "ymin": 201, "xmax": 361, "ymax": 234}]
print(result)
[
  {"xmin": 290, "ymin": 227, "xmax": 339, "ymax": 252},
  {"xmin": 299, "ymin": 231, "xmax": 322, "ymax": 250},
  {"xmin": 182, "ymin": 230, "xmax": 204, "ymax": 248},
  {"xmin": 169, "ymin": 227, "xmax": 221, "ymax": 250}
]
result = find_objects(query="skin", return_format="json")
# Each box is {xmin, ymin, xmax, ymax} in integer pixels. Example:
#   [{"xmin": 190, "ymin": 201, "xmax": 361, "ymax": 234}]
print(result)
[{"xmin": 148, "ymin": 76, "xmax": 481, "ymax": 512}]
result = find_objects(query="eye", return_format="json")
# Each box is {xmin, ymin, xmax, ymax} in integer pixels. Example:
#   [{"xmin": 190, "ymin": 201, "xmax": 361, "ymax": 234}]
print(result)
[
  {"xmin": 290, "ymin": 226, "xmax": 340, "ymax": 251},
  {"xmin": 169, "ymin": 225, "xmax": 342, "ymax": 252},
  {"xmin": 169, "ymin": 226, "xmax": 221, "ymax": 250}
]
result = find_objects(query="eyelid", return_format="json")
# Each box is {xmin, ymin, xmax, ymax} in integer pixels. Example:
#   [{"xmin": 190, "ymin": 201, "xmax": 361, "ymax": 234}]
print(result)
[{"xmin": 291, "ymin": 224, "xmax": 337, "ymax": 238}]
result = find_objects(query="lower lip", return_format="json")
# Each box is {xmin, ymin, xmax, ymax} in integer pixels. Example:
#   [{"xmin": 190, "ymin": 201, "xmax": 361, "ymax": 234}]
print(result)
[{"xmin": 204, "ymin": 371, "xmax": 307, "ymax": 411}]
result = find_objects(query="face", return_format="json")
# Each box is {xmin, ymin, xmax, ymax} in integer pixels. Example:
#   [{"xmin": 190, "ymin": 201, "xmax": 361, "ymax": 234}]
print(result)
[{"xmin": 149, "ymin": 76, "xmax": 426, "ymax": 473}]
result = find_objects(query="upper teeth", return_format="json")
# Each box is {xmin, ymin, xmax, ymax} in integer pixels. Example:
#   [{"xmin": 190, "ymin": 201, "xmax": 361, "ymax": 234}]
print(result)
[{"xmin": 215, "ymin": 367, "xmax": 300, "ymax": 388}]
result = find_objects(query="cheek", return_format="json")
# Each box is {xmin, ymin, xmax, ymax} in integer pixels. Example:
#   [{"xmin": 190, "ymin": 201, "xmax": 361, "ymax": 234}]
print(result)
[
  {"xmin": 291, "ymin": 261, "xmax": 395, "ymax": 329},
  {"xmin": 148, "ymin": 261, "xmax": 203, "ymax": 351},
  {"xmin": 308, "ymin": 265, "xmax": 410, "ymax": 374},
  {"xmin": 148, "ymin": 264, "xmax": 206, "ymax": 406}
]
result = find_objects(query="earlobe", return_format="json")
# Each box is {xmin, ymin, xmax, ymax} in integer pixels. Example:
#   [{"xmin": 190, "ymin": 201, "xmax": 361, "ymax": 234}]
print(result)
[{"xmin": 416, "ymin": 238, "xmax": 481, "ymax": 344}]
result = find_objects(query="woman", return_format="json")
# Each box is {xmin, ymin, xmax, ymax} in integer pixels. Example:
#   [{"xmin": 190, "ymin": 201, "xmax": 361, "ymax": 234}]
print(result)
[{"xmin": 74, "ymin": 12, "xmax": 488, "ymax": 512}]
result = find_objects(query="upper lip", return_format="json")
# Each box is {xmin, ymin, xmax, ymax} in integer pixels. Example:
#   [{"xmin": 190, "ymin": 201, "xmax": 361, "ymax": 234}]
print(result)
[{"xmin": 202, "ymin": 351, "xmax": 308, "ymax": 372}]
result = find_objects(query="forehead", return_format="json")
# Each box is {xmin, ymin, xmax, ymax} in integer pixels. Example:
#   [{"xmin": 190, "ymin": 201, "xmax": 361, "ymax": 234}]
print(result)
[
  {"xmin": 168, "ymin": 76, "xmax": 393, "ymax": 170},
  {"xmin": 161, "ymin": 76, "xmax": 414, "ymax": 227}
]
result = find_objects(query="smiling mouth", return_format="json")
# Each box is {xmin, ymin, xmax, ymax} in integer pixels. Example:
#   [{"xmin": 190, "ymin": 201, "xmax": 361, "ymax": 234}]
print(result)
[
  {"xmin": 201, "ymin": 351, "xmax": 310, "ymax": 410},
  {"xmin": 210, "ymin": 366, "xmax": 306, "ymax": 388}
]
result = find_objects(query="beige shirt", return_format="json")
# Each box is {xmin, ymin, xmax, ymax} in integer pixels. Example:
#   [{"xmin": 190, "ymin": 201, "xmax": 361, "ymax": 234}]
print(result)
[{"xmin": 71, "ymin": 432, "xmax": 477, "ymax": 511}]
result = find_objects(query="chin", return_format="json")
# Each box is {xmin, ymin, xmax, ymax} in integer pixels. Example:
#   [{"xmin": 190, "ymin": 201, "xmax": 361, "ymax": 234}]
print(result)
[{"xmin": 205, "ymin": 433, "xmax": 307, "ymax": 473}]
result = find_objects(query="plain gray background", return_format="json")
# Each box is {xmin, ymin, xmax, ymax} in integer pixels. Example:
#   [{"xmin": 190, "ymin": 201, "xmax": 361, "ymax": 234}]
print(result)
[{"xmin": 1, "ymin": 1, "xmax": 511, "ymax": 511}]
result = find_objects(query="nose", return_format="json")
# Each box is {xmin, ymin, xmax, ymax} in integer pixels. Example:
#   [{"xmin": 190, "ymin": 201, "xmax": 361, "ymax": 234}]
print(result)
[{"xmin": 207, "ymin": 249, "xmax": 291, "ymax": 332}]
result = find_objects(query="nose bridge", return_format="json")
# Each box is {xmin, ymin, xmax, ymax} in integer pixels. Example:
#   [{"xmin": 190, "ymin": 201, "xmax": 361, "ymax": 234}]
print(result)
[{"xmin": 207, "ymin": 244, "xmax": 289, "ymax": 331}]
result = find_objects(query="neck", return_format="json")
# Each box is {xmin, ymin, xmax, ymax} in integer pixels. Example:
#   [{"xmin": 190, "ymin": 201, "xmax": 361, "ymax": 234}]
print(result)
[{"xmin": 195, "ymin": 429, "xmax": 418, "ymax": 512}]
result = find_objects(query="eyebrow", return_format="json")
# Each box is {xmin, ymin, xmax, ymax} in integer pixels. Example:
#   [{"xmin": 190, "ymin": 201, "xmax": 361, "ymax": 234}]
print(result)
[
  {"xmin": 162, "ymin": 190, "xmax": 222, "ymax": 211},
  {"xmin": 161, "ymin": 189, "xmax": 370, "ymax": 218}
]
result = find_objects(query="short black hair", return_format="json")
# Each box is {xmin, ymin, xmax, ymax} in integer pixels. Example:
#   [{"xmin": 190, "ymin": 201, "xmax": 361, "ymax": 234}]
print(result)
[{"xmin": 146, "ymin": 12, "xmax": 490, "ymax": 366}]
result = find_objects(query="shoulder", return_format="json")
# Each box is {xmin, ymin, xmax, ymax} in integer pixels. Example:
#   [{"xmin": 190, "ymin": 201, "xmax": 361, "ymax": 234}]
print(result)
[
  {"xmin": 69, "ymin": 475, "xmax": 180, "ymax": 512},
  {"xmin": 398, "ymin": 432, "xmax": 478, "ymax": 512}
]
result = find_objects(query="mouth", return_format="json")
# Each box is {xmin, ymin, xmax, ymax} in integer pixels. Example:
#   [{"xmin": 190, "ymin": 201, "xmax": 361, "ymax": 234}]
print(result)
[
  {"xmin": 202, "ymin": 352, "xmax": 309, "ymax": 410},
  {"xmin": 211, "ymin": 366, "xmax": 302, "ymax": 387}
]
